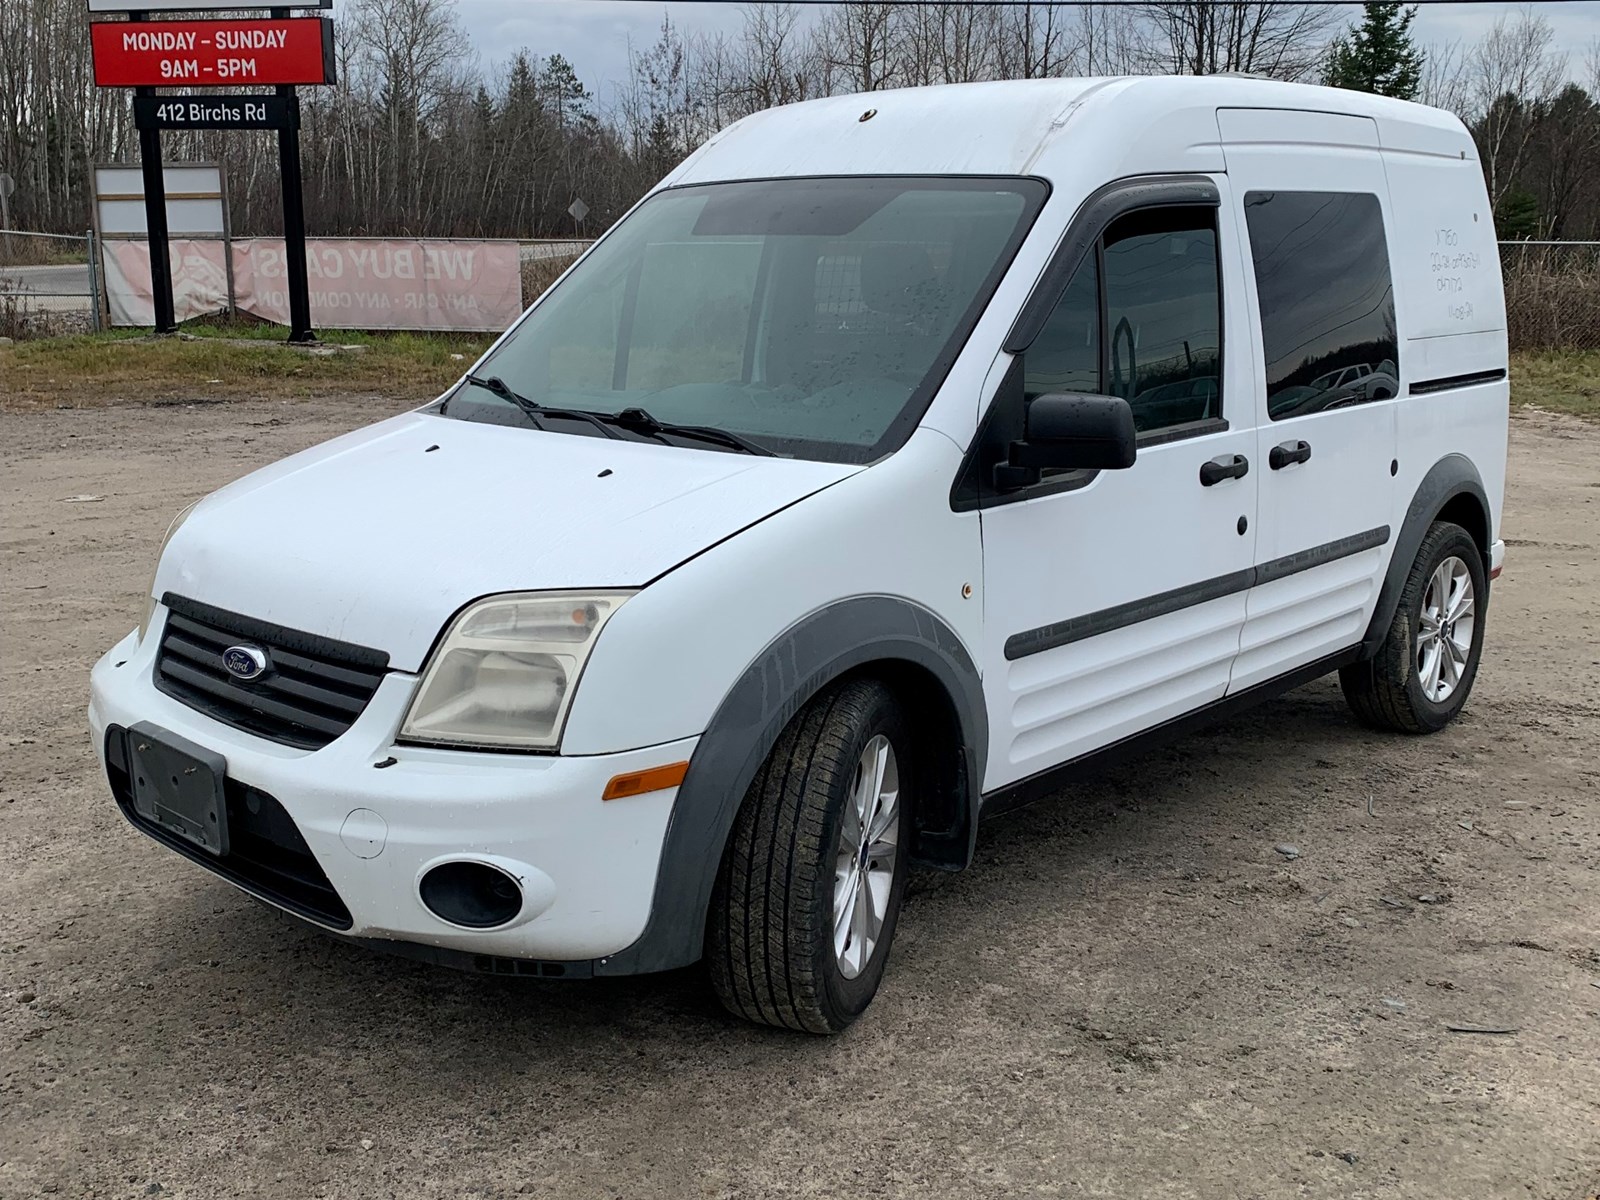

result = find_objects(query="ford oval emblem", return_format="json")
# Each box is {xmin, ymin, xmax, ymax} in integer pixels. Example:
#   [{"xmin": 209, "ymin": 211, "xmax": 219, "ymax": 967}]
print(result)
[{"xmin": 222, "ymin": 644, "xmax": 270, "ymax": 681}]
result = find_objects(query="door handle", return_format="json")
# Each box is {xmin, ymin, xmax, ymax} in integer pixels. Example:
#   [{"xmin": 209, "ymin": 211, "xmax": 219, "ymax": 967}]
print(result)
[
  {"xmin": 1199, "ymin": 454, "xmax": 1249, "ymax": 487},
  {"xmin": 1269, "ymin": 440, "xmax": 1312, "ymax": 470}
]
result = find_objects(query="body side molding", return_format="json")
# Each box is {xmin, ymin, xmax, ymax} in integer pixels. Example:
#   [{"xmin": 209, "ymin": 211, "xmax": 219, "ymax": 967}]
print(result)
[
  {"xmin": 1005, "ymin": 526, "xmax": 1391, "ymax": 661},
  {"xmin": 594, "ymin": 595, "xmax": 986, "ymax": 976},
  {"xmin": 1408, "ymin": 369, "xmax": 1507, "ymax": 396}
]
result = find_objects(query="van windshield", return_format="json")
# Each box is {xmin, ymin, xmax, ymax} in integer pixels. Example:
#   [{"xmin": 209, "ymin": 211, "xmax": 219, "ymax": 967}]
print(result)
[{"xmin": 443, "ymin": 176, "xmax": 1047, "ymax": 463}]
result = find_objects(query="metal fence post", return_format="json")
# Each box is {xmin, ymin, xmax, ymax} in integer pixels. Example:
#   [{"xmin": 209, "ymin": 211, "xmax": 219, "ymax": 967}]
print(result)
[{"xmin": 86, "ymin": 227, "xmax": 102, "ymax": 333}]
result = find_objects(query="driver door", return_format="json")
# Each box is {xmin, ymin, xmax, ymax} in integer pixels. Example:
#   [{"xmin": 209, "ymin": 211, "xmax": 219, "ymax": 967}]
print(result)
[{"xmin": 975, "ymin": 181, "xmax": 1260, "ymax": 792}]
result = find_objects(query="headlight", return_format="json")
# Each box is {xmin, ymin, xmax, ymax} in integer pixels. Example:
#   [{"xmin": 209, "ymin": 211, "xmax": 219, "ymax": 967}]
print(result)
[
  {"xmin": 137, "ymin": 501, "xmax": 198, "ymax": 644},
  {"xmin": 399, "ymin": 591, "xmax": 632, "ymax": 750}
]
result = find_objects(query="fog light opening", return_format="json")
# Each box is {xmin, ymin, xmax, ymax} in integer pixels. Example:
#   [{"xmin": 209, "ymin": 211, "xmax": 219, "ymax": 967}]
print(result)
[{"xmin": 419, "ymin": 861, "xmax": 524, "ymax": 929}]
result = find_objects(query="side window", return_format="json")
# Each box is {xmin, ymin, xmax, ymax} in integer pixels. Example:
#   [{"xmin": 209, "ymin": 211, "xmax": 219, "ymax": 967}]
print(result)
[
  {"xmin": 1242, "ymin": 191, "xmax": 1398, "ymax": 421},
  {"xmin": 1024, "ymin": 206, "xmax": 1223, "ymax": 434},
  {"xmin": 1103, "ymin": 210, "xmax": 1222, "ymax": 432},
  {"xmin": 1024, "ymin": 257, "xmax": 1099, "ymax": 398}
]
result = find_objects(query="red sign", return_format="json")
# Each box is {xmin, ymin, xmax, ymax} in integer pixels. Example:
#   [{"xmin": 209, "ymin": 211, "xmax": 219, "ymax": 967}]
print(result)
[{"xmin": 90, "ymin": 18, "xmax": 335, "ymax": 87}]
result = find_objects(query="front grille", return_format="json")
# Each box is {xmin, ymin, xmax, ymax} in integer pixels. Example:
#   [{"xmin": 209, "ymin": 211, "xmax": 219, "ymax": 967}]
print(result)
[
  {"xmin": 155, "ymin": 593, "xmax": 389, "ymax": 750},
  {"xmin": 106, "ymin": 725, "xmax": 353, "ymax": 929}
]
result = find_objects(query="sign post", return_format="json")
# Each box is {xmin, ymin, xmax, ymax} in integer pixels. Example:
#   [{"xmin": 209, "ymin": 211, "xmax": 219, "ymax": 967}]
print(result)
[
  {"xmin": 276, "ymin": 85, "xmax": 312, "ymax": 341},
  {"xmin": 88, "ymin": 0, "xmax": 333, "ymax": 341},
  {"xmin": 126, "ymin": 9, "xmax": 177, "ymax": 336}
]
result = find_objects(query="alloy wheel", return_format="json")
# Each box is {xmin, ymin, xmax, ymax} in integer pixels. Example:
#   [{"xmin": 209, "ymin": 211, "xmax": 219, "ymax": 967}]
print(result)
[
  {"xmin": 832, "ymin": 734, "xmax": 901, "ymax": 980},
  {"xmin": 1417, "ymin": 554, "xmax": 1475, "ymax": 703}
]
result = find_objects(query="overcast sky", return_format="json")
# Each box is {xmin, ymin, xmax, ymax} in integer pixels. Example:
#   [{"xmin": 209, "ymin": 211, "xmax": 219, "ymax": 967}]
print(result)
[{"xmin": 439, "ymin": 1, "xmax": 1600, "ymax": 105}]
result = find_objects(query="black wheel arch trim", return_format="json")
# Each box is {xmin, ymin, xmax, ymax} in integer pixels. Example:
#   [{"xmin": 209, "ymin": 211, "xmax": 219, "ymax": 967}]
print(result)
[
  {"xmin": 1360, "ymin": 454, "xmax": 1493, "ymax": 660},
  {"xmin": 592, "ymin": 595, "xmax": 987, "ymax": 977}
]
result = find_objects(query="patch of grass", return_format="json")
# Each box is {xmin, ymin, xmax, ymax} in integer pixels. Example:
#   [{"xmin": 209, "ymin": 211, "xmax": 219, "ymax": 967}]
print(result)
[
  {"xmin": 1511, "ymin": 351, "xmax": 1600, "ymax": 419},
  {"xmin": 521, "ymin": 252, "xmax": 583, "ymax": 303},
  {"xmin": 0, "ymin": 326, "xmax": 492, "ymax": 410},
  {"xmin": 0, "ymin": 243, "xmax": 87, "ymax": 268}
]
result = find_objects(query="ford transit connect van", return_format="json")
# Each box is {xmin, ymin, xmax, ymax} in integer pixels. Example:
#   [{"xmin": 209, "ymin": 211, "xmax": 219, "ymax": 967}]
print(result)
[{"xmin": 90, "ymin": 77, "xmax": 1509, "ymax": 1033}]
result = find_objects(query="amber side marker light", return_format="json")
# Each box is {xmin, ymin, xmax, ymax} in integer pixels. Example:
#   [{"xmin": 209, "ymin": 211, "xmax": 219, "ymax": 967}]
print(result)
[{"xmin": 603, "ymin": 761, "xmax": 690, "ymax": 801}]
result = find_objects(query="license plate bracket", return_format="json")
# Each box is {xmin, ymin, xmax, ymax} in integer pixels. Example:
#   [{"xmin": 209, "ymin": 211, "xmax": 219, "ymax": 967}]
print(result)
[{"xmin": 126, "ymin": 722, "xmax": 229, "ymax": 856}]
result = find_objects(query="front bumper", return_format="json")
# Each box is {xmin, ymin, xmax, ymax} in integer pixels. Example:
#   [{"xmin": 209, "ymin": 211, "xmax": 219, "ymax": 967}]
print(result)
[{"xmin": 89, "ymin": 619, "xmax": 695, "ymax": 967}]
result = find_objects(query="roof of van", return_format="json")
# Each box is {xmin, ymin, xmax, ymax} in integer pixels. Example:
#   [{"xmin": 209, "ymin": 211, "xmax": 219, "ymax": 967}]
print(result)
[{"xmin": 669, "ymin": 76, "xmax": 1475, "ymax": 188}]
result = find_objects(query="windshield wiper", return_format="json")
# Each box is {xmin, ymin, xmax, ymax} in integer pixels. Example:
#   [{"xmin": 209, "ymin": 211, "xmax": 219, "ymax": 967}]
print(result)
[
  {"xmin": 452, "ymin": 378, "xmax": 773, "ymax": 456},
  {"xmin": 456, "ymin": 374, "xmax": 623, "ymax": 440},
  {"xmin": 610, "ymin": 407, "xmax": 775, "ymax": 456}
]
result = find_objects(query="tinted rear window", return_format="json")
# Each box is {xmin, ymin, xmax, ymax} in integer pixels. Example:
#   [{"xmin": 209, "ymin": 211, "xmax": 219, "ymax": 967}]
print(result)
[{"xmin": 1243, "ymin": 191, "xmax": 1398, "ymax": 420}]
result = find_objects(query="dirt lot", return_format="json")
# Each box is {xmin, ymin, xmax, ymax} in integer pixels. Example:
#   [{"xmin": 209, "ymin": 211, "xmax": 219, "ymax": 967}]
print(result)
[{"xmin": 2, "ymin": 396, "xmax": 1597, "ymax": 1200}]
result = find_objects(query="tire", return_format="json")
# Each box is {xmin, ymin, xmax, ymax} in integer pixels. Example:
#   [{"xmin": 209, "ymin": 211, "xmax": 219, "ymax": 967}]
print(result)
[
  {"xmin": 706, "ymin": 678, "xmax": 912, "ymax": 1034},
  {"xmin": 1340, "ymin": 521, "xmax": 1487, "ymax": 734}
]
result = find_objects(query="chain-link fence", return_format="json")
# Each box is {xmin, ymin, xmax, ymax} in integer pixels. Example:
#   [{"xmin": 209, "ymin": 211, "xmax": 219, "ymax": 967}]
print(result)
[
  {"xmin": 1500, "ymin": 241, "xmax": 1600, "ymax": 353},
  {"xmin": 0, "ymin": 229, "xmax": 103, "ymax": 339},
  {"xmin": 518, "ymin": 238, "xmax": 590, "ymax": 304}
]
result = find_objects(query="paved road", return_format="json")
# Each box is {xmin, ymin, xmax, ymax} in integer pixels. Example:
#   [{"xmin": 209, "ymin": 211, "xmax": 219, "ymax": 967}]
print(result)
[
  {"xmin": 0, "ymin": 262, "xmax": 90, "ymax": 295},
  {"xmin": 519, "ymin": 239, "xmax": 589, "ymax": 262},
  {"xmin": 0, "ymin": 261, "xmax": 93, "ymax": 314}
]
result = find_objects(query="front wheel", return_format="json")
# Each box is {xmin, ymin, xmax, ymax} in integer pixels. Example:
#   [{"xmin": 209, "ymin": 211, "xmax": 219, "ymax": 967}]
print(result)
[
  {"xmin": 707, "ymin": 678, "xmax": 912, "ymax": 1033},
  {"xmin": 1341, "ymin": 520, "xmax": 1487, "ymax": 733}
]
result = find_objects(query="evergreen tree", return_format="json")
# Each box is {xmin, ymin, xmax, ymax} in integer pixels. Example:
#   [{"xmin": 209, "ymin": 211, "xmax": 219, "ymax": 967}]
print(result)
[
  {"xmin": 539, "ymin": 54, "xmax": 593, "ymax": 130},
  {"xmin": 1324, "ymin": 2, "xmax": 1424, "ymax": 100},
  {"xmin": 644, "ymin": 113, "xmax": 681, "ymax": 176},
  {"xmin": 1493, "ymin": 188, "xmax": 1541, "ymax": 240}
]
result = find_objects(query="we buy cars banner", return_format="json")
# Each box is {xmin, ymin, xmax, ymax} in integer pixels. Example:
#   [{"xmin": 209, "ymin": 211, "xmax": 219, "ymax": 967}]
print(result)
[
  {"xmin": 90, "ymin": 18, "xmax": 335, "ymax": 87},
  {"xmin": 232, "ymin": 241, "xmax": 524, "ymax": 331},
  {"xmin": 231, "ymin": 239, "xmax": 524, "ymax": 332},
  {"xmin": 102, "ymin": 239, "xmax": 524, "ymax": 332}
]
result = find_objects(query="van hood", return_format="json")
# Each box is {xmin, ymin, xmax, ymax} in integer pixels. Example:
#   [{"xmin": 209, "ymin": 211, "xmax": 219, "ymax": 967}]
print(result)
[{"xmin": 155, "ymin": 411, "xmax": 857, "ymax": 671}]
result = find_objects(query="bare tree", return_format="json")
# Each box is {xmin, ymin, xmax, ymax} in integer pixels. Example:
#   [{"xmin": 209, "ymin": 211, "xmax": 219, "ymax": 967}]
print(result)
[
  {"xmin": 346, "ymin": 0, "xmax": 474, "ymax": 230},
  {"xmin": 1135, "ymin": 1, "xmax": 1337, "ymax": 79},
  {"xmin": 0, "ymin": 0, "xmax": 134, "ymax": 235},
  {"xmin": 1465, "ymin": 10, "xmax": 1568, "ymax": 211},
  {"xmin": 935, "ymin": 4, "xmax": 1003, "ymax": 84},
  {"xmin": 722, "ymin": 4, "xmax": 825, "ymax": 114},
  {"xmin": 1078, "ymin": 4, "xmax": 1145, "ymax": 76},
  {"xmin": 819, "ymin": 2, "xmax": 903, "ymax": 94},
  {"xmin": 992, "ymin": 4, "xmax": 1079, "ymax": 79},
  {"xmin": 1418, "ymin": 38, "xmax": 1471, "ymax": 113},
  {"xmin": 1524, "ymin": 74, "xmax": 1600, "ymax": 238}
]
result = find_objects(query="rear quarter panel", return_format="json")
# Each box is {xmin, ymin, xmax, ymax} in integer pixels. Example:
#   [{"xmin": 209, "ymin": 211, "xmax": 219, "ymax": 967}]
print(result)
[{"xmin": 1381, "ymin": 130, "xmax": 1509, "ymax": 544}]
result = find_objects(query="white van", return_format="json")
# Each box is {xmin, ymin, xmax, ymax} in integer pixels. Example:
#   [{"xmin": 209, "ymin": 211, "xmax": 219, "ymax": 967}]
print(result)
[{"xmin": 90, "ymin": 77, "xmax": 1509, "ymax": 1032}]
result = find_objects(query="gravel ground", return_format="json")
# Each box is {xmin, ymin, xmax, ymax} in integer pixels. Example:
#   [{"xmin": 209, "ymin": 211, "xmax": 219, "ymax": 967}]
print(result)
[{"xmin": 2, "ymin": 397, "xmax": 1597, "ymax": 1200}]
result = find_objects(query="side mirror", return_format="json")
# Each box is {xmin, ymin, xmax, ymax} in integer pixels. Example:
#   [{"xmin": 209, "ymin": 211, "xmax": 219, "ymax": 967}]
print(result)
[{"xmin": 997, "ymin": 393, "xmax": 1137, "ymax": 488}]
